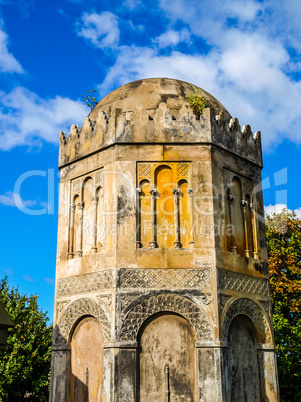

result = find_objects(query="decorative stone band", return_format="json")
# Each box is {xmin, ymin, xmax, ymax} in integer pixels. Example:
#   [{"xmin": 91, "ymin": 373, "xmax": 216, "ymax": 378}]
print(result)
[
  {"xmin": 119, "ymin": 293, "xmax": 213, "ymax": 342},
  {"xmin": 118, "ymin": 268, "xmax": 211, "ymax": 289},
  {"xmin": 57, "ymin": 270, "xmax": 113, "ymax": 297},
  {"xmin": 218, "ymin": 269, "xmax": 269, "ymax": 296},
  {"xmin": 55, "ymin": 298, "xmax": 111, "ymax": 345},
  {"xmin": 221, "ymin": 297, "xmax": 273, "ymax": 346}
]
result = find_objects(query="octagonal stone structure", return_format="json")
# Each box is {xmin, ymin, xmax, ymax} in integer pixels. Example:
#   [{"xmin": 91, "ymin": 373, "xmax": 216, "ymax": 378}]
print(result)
[{"xmin": 50, "ymin": 78, "xmax": 279, "ymax": 401}]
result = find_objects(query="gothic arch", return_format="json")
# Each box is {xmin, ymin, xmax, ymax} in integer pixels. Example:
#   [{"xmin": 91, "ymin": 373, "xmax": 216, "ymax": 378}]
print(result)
[
  {"xmin": 58, "ymin": 298, "xmax": 111, "ymax": 343},
  {"xmin": 119, "ymin": 293, "xmax": 213, "ymax": 341},
  {"xmin": 221, "ymin": 297, "xmax": 272, "ymax": 345}
]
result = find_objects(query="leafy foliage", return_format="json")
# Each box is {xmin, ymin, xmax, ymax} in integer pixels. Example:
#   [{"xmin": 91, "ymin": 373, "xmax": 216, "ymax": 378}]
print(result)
[
  {"xmin": 80, "ymin": 89, "xmax": 98, "ymax": 109},
  {"xmin": 186, "ymin": 90, "xmax": 207, "ymax": 117},
  {"xmin": 266, "ymin": 210, "xmax": 301, "ymax": 401},
  {"xmin": 0, "ymin": 277, "xmax": 52, "ymax": 401}
]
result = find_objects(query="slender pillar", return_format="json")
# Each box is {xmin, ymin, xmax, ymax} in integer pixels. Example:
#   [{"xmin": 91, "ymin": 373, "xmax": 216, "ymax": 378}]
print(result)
[
  {"xmin": 241, "ymin": 200, "xmax": 249, "ymax": 257},
  {"xmin": 136, "ymin": 187, "xmax": 143, "ymax": 248},
  {"xmin": 149, "ymin": 188, "xmax": 157, "ymax": 248},
  {"xmin": 76, "ymin": 201, "xmax": 84, "ymax": 257},
  {"xmin": 91, "ymin": 196, "xmax": 98, "ymax": 253},
  {"xmin": 165, "ymin": 364, "xmax": 170, "ymax": 402},
  {"xmin": 67, "ymin": 204, "xmax": 75, "ymax": 259},
  {"xmin": 187, "ymin": 188, "xmax": 195, "ymax": 248},
  {"xmin": 228, "ymin": 195, "xmax": 236, "ymax": 253},
  {"xmin": 250, "ymin": 202, "xmax": 259, "ymax": 259},
  {"xmin": 172, "ymin": 188, "xmax": 181, "ymax": 249}
]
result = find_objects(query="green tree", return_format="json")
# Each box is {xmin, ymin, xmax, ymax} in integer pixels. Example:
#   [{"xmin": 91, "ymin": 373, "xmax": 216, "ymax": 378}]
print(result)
[
  {"xmin": 266, "ymin": 210, "xmax": 301, "ymax": 401},
  {"xmin": 0, "ymin": 277, "xmax": 52, "ymax": 401}
]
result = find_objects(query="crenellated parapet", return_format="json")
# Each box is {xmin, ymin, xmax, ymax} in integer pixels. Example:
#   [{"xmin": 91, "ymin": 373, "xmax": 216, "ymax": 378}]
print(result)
[{"xmin": 59, "ymin": 80, "xmax": 262, "ymax": 167}]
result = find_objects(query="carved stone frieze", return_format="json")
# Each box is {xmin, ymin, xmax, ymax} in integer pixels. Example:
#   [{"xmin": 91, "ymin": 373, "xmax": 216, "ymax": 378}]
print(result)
[
  {"xmin": 72, "ymin": 179, "xmax": 80, "ymax": 195},
  {"xmin": 57, "ymin": 270, "xmax": 113, "ymax": 297},
  {"xmin": 218, "ymin": 269, "xmax": 269, "ymax": 296},
  {"xmin": 120, "ymin": 293, "xmax": 213, "ymax": 341},
  {"xmin": 56, "ymin": 300, "xmax": 69, "ymax": 321},
  {"xmin": 95, "ymin": 170, "xmax": 103, "ymax": 186},
  {"xmin": 177, "ymin": 163, "xmax": 189, "ymax": 177},
  {"xmin": 219, "ymin": 294, "xmax": 232, "ymax": 307},
  {"xmin": 96, "ymin": 295, "xmax": 112, "ymax": 307},
  {"xmin": 222, "ymin": 298, "xmax": 272, "ymax": 345},
  {"xmin": 57, "ymin": 298, "xmax": 111, "ymax": 344},
  {"xmin": 195, "ymin": 294, "xmax": 212, "ymax": 305},
  {"xmin": 119, "ymin": 268, "xmax": 211, "ymax": 289},
  {"xmin": 119, "ymin": 293, "xmax": 140, "ymax": 312},
  {"xmin": 138, "ymin": 163, "xmax": 151, "ymax": 178}
]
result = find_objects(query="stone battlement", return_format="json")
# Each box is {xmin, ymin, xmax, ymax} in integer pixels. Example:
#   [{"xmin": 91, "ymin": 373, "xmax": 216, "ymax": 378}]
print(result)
[{"xmin": 59, "ymin": 104, "xmax": 262, "ymax": 167}]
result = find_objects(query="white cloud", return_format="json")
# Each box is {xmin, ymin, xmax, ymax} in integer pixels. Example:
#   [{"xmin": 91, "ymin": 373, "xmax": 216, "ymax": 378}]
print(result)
[
  {"xmin": 0, "ymin": 86, "xmax": 87, "ymax": 150},
  {"xmin": 154, "ymin": 29, "xmax": 190, "ymax": 48},
  {"xmin": 23, "ymin": 274, "xmax": 35, "ymax": 282},
  {"xmin": 265, "ymin": 203, "xmax": 301, "ymax": 219},
  {"xmin": 0, "ymin": 22, "xmax": 23, "ymax": 73},
  {"xmin": 0, "ymin": 191, "xmax": 36, "ymax": 207},
  {"xmin": 224, "ymin": 1, "xmax": 262, "ymax": 22},
  {"xmin": 44, "ymin": 277, "xmax": 55, "ymax": 285},
  {"xmin": 93, "ymin": 0, "xmax": 301, "ymax": 150},
  {"xmin": 76, "ymin": 11, "xmax": 119, "ymax": 48},
  {"xmin": 98, "ymin": 41, "xmax": 301, "ymax": 149},
  {"xmin": 123, "ymin": 0, "xmax": 141, "ymax": 10}
]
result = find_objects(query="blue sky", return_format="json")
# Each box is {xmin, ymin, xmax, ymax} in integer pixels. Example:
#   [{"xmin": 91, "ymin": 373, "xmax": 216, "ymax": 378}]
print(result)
[{"xmin": 0, "ymin": 0, "xmax": 301, "ymax": 322}]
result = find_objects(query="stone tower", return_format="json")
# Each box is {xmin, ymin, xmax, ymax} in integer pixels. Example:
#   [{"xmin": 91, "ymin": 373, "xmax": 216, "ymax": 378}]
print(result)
[{"xmin": 50, "ymin": 78, "xmax": 279, "ymax": 401}]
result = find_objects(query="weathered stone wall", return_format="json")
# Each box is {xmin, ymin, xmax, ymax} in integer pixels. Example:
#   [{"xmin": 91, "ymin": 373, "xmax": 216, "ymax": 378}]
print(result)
[{"xmin": 50, "ymin": 78, "xmax": 279, "ymax": 401}]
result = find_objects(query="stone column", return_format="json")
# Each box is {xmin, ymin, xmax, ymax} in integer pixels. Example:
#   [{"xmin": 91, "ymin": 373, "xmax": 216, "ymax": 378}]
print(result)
[
  {"xmin": 91, "ymin": 196, "xmax": 98, "ymax": 253},
  {"xmin": 172, "ymin": 188, "xmax": 181, "ymax": 249},
  {"xmin": 187, "ymin": 188, "xmax": 195, "ymax": 248},
  {"xmin": 228, "ymin": 195, "xmax": 236, "ymax": 253},
  {"xmin": 196, "ymin": 342, "xmax": 223, "ymax": 402},
  {"xmin": 149, "ymin": 188, "xmax": 157, "ymax": 249},
  {"xmin": 67, "ymin": 204, "xmax": 75, "ymax": 259},
  {"xmin": 241, "ymin": 200, "xmax": 249, "ymax": 257},
  {"xmin": 76, "ymin": 201, "xmax": 84, "ymax": 257},
  {"xmin": 136, "ymin": 187, "xmax": 142, "ymax": 248},
  {"xmin": 105, "ymin": 342, "xmax": 138, "ymax": 402},
  {"xmin": 257, "ymin": 346, "xmax": 280, "ymax": 401},
  {"xmin": 49, "ymin": 345, "xmax": 71, "ymax": 402},
  {"xmin": 250, "ymin": 202, "xmax": 259, "ymax": 259}
]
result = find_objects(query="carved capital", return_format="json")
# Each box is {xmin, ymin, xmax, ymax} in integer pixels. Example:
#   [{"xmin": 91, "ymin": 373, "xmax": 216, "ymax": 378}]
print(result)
[
  {"xmin": 241, "ymin": 200, "xmax": 248, "ymax": 208},
  {"xmin": 91, "ymin": 196, "xmax": 98, "ymax": 204},
  {"xmin": 77, "ymin": 201, "xmax": 84, "ymax": 209},
  {"xmin": 228, "ymin": 194, "xmax": 235, "ymax": 203}
]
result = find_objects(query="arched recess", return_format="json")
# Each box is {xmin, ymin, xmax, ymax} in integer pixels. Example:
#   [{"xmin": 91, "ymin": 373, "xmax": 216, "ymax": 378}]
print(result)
[
  {"xmin": 138, "ymin": 313, "xmax": 197, "ymax": 402},
  {"xmin": 231, "ymin": 177, "xmax": 244, "ymax": 255},
  {"xmin": 69, "ymin": 316, "xmax": 104, "ymax": 402},
  {"xmin": 139, "ymin": 179, "xmax": 152, "ymax": 247},
  {"xmin": 155, "ymin": 165, "xmax": 174, "ymax": 248},
  {"xmin": 119, "ymin": 293, "xmax": 213, "ymax": 342},
  {"xmin": 69, "ymin": 194, "xmax": 79, "ymax": 258},
  {"xmin": 245, "ymin": 194, "xmax": 254, "ymax": 256},
  {"xmin": 95, "ymin": 185, "xmax": 103, "ymax": 252},
  {"xmin": 58, "ymin": 298, "xmax": 111, "ymax": 344},
  {"xmin": 221, "ymin": 298, "xmax": 272, "ymax": 346},
  {"xmin": 82, "ymin": 177, "xmax": 94, "ymax": 254},
  {"xmin": 224, "ymin": 186, "xmax": 232, "ymax": 252},
  {"xmin": 178, "ymin": 179, "xmax": 190, "ymax": 248},
  {"xmin": 226, "ymin": 315, "xmax": 261, "ymax": 401}
]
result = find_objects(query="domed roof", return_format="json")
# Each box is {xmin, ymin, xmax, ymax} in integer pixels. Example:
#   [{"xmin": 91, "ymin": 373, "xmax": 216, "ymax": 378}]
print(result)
[
  {"xmin": 60, "ymin": 77, "xmax": 261, "ymax": 167},
  {"xmin": 89, "ymin": 78, "xmax": 231, "ymax": 120}
]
